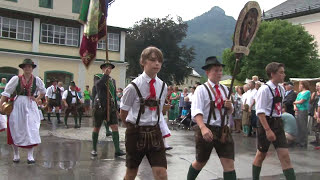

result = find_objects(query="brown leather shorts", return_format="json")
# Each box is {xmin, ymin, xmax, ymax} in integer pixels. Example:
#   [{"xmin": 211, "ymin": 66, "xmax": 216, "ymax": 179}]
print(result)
[
  {"xmin": 48, "ymin": 98, "xmax": 61, "ymax": 108},
  {"xmin": 257, "ymin": 117, "xmax": 288, "ymax": 152},
  {"xmin": 125, "ymin": 123, "xmax": 167, "ymax": 169},
  {"xmin": 194, "ymin": 125, "xmax": 235, "ymax": 162}
]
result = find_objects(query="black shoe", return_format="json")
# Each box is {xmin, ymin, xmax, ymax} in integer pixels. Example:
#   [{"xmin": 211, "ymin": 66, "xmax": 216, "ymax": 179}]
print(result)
[
  {"xmin": 106, "ymin": 131, "xmax": 112, "ymax": 137},
  {"xmin": 165, "ymin": 147, "xmax": 173, "ymax": 151},
  {"xmin": 13, "ymin": 159, "xmax": 20, "ymax": 163},
  {"xmin": 57, "ymin": 120, "xmax": 62, "ymax": 124},
  {"xmin": 27, "ymin": 160, "xmax": 35, "ymax": 164},
  {"xmin": 65, "ymin": 124, "xmax": 69, "ymax": 129},
  {"xmin": 115, "ymin": 150, "xmax": 126, "ymax": 157}
]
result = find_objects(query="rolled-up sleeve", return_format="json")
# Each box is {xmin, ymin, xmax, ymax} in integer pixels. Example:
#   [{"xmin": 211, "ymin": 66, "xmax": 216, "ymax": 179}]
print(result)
[
  {"xmin": 255, "ymin": 87, "xmax": 268, "ymax": 115},
  {"xmin": 62, "ymin": 90, "xmax": 68, "ymax": 100},
  {"xmin": 191, "ymin": 87, "xmax": 204, "ymax": 118},
  {"xmin": 1, "ymin": 76, "xmax": 19, "ymax": 98},
  {"xmin": 120, "ymin": 84, "xmax": 136, "ymax": 111},
  {"xmin": 45, "ymin": 86, "xmax": 51, "ymax": 97},
  {"xmin": 36, "ymin": 77, "xmax": 46, "ymax": 94}
]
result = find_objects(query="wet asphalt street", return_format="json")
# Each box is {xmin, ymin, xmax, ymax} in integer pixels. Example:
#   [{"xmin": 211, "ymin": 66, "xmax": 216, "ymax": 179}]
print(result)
[{"xmin": 0, "ymin": 117, "xmax": 319, "ymax": 180}]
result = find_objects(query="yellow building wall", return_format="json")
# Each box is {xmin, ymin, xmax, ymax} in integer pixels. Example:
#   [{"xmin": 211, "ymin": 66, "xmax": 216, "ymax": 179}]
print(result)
[
  {"xmin": 0, "ymin": 54, "xmax": 23, "ymax": 74},
  {"xmin": 38, "ymin": 44, "xmax": 79, "ymax": 57},
  {"xmin": 96, "ymin": 50, "xmax": 121, "ymax": 61},
  {"xmin": 0, "ymin": 0, "xmax": 79, "ymax": 21},
  {"xmin": 0, "ymin": 39, "xmax": 32, "ymax": 52},
  {"xmin": 177, "ymin": 76, "xmax": 201, "ymax": 90}
]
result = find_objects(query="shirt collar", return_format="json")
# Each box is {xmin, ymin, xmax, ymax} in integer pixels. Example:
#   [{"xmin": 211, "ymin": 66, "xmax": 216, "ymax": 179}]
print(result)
[
  {"xmin": 207, "ymin": 80, "xmax": 219, "ymax": 87},
  {"xmin": 266, "ymin": 80, "xmax": 278, "ymax": 89},
  {"xmin": 142, "ymin": 71, "xmax": 158, "ymax": 83}
]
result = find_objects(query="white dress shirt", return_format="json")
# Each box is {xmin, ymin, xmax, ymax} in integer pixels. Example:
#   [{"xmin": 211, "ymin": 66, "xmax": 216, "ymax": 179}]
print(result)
[
  {"xmin": 1, "ymin": 76, "xmax": 46, "ymax": 97},
  {"xmin": 62, "ymin": 88, "xmax": 79, "ymax": 104},
  {"xmin": 255, "ymin": 81, "xmax": 285, "ymax": 117},
  {"xmin": 45, "ymin": 85, "xmax": 58, "ymax": 99},
  {"xmin": 247, "ymin": 88, "xmax": 258, "ymax": 110},
  {"xmin": 120, "ymin": 72, "xmax": 167, "ymax": 126},
  {"xmin": 191, "ymin": 81, "xmax": 232, "ymax": 126}
]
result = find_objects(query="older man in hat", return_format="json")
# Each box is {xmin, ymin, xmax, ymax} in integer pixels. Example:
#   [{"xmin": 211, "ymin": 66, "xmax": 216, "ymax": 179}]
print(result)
[
  {"xmin": 283, "ymin": 82, "xmax": 297, "ymax": 116},
  {"xmin": 62, "ymin": 81, "xmax": 81, "ymax": 128},
  {"xmin": 0, "ymin": 58, "xmax": 46, "ymax": 164},
  {"xmin": 91, "ymin": 62, "xmax": 125, "ymax": 157},
  {"xmin": 187, "ymin": 56, "xmax": 236, "ymax": 180},
  {"xmin": 45, "ymin": 78, "xmax": 62, "ymax": 124}
]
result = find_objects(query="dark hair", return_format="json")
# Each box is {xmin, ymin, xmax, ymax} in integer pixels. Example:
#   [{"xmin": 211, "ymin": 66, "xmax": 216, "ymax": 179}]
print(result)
[
  {"xmin": 239, "ymin": 86, "xmax": 244, "ymax": 94},
  {"xmin": 250, "ymin": 80, "xmax": 255, "ymax": 86},
  {"xmin": 282, "ymin": 104, "xmax": 287, "ymax": 112},
  {"xmin": 265, "ymin": 62, "xmax": 285, "ymax": 79},
  {"xmin": 300, "ymin": 81, "xmax": 310, "ymax": 90}
]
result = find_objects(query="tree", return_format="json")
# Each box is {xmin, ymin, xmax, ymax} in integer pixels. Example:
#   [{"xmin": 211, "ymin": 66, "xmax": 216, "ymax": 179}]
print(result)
[
  {"xmin": 222, "ymin": 20, "xmax": 320, "ymax": 82},
  {"xmin": 125, "ymin": 16, "xmax": 195, "ymax": 85}
]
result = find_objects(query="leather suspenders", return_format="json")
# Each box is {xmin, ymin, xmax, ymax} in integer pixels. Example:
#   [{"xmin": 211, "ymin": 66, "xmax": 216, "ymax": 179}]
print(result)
[{"xmin": 130, "ymin": 81, "xmax": 166, "ymax": 126}]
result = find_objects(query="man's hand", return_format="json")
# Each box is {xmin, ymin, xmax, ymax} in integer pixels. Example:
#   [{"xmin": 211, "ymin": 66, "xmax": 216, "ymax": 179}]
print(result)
[
  {"xmin": 64, "ymin": 103, "xmax": 68, "ymax": 108},
  {"xmin": 266, "ymin": 129, "xmax": 276, "ymax": 142},
  {"xmin": 224, "ymin": 100, "xmax": 232, "ymax": 110},
  {"xmin": 200, "ymin": 126, "xmax": 213, "ymax": 142}
]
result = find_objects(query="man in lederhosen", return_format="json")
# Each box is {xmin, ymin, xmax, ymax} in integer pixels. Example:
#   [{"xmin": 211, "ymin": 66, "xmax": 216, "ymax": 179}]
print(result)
[
  {"xmin": 92, "ymin": 74, "xmax": 112, "ymax": 137},
  {"xmin": 187, "ymin": 56, "xmax": 236, "ymax": 180},
  {"xmin": 91, "ymin": 62, "xmax": 125, "ymax": 157},
  {"xmin": 62, "ymin": 81, "xmax": 81, "ymax": 128},
  {"xmin": 45, "ymin": 79, "xmax": 62, "ymax": 124},
  {"xmin": 252, "ymin": 62, "xmax": 296, "ymax": 180},
  {"xmin": 120, "ymin": 46, "xmax": 168, "ymax": 180}
]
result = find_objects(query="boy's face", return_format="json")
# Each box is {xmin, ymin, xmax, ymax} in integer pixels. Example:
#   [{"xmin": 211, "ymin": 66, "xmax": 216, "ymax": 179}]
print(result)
[
  {"xmin": 102, "ymin": 66, "xmax": 112, "ymax": 75},
  {"xmin": 206, "ymin": 65, "xmax": 223, "ymax": 82},
  {"xmin": 142, "ymin": 53, "xmax": 162, "ymax": 75},
  {"xmin": 271, "ymin": 67, "xmax": 285, "ymax": 84}
]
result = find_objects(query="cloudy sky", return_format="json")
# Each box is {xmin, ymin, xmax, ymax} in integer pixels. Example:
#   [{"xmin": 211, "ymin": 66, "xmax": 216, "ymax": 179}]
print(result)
[{"xmin": 107, "ymin": 0, "xmax": 287, "ymax": 28}]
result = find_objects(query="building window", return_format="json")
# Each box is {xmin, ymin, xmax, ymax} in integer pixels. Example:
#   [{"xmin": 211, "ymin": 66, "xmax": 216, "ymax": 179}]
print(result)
[
  {"xmin": 39, "ymin": 0, "xmax": 53, "ymax": 9},
  {"xmin": 5, "ymin": 0, "xmax": 18, "ymax": 2},
  {"xmin": 41, "ymin": 23, "xmax": 79, "ymax": 47},
  {"xmin": 72, "ymin": 0, "xmax": 82, "ymax": 13},
  {"xmin": 0, "ymin": 16, "xmax": 32, "ymax": 41},
  {"xmin": 97, "ymin": 33, "xmax": 120, "ymax": 51}
]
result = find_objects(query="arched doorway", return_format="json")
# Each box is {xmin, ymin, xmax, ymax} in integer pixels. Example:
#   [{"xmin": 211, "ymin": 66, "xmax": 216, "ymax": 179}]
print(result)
[
  {"xmin": 44, "ymin": 71, "xmax": 73, "ymax": 89},
  {"xmin": 0, "ymin": 67, "xmax": 19, "ymax": 81}
]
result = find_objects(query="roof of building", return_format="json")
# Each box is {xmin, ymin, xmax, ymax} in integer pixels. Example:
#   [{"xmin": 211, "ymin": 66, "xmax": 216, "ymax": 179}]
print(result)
[
  {"xmin": 263, "ymin": 0, "xmax": 320, "ymax": 20},
  {"xmin": 191, "ymin": 69, "xmax": 201, "ymax": 78}
]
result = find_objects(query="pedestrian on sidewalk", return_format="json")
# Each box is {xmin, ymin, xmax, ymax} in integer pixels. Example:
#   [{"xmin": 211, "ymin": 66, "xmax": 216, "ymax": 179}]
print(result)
[
  {"xmin": 294, "ymin": 81, "xmax": 311, "ymax": 148},
  {"xmin": 252, "ymin": 62, "xmax": 296, "ymax": 180},
  {"xmin": 187, "ymin": 56, "xmax": 236, "ymax": 180},
  {"xmin": 120, "ymin": 46, "xmax": 168, "ymax": 180},
  {"xmin": 0, "ymin": 58, "xmax": 46, "ymax": 164},
  {"xmin": 62, "ymin": 81, "xmax": 81, "ymax": 128},
  {"xmin": 83, "ymin": 85, "xmax": 91, "ymax": 116},
  {"xmin": 91, "ymin": 62, "xmax": 125, "ymax": 157}
]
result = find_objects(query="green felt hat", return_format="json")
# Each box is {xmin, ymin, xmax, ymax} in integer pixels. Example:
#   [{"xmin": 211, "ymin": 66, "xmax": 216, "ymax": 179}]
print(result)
[{"xmin": 19, "ymin": 58, "xmax": 37, "ymax": 69}]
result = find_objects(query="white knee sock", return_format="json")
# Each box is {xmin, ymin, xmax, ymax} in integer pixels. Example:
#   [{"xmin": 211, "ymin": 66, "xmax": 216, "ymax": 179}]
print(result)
[
  {"xmin": 12, "ymin": 145, "xmax": 20, "ymax": 160},
  {"xmin": 27, "ymin": 147, "xmax": 34, "ymax": 161},
  {"xmin": 163, "ymin": 138, "xmax": 170, "ymax": 148}
]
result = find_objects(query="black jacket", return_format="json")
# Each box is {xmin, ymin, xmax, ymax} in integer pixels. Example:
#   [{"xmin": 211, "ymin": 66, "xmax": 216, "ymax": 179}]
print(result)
[
  {"xmin": 283, "ymin": 90, "xmax": 297, "ymax": 116},
  {"xmin": 94, "ymin": 74, "xmax": 117, "ymax": 108}
]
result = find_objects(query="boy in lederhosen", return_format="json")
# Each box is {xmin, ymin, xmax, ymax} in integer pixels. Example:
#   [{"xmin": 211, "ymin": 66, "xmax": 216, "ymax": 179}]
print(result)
[
  {"xmin": 45, "ymin": 79, "xmax": 62, "ymax": 124},
  {"xmin": 120, "ymin": 46, "xmax": 168, "ymax": 180},
  {"xmin": 62, "ymin": 81, "xmax": 81, "ymax": 128},
  {"xmin": 187, "ymin": 56, "xmax": 236, "ymax": 180},
  {"xmin": 91, "ymin": 62, "xmax": 125, "ymax": 157},
  {"xmin": 252, "ymin": 62, "xmax": 296, "ymax": 180}
]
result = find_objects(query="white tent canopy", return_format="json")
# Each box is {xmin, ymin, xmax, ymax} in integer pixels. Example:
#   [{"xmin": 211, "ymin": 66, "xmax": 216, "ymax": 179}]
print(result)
[{"xmin": 289, "ymin": 77, "xmax": 320, "ymax": 82}]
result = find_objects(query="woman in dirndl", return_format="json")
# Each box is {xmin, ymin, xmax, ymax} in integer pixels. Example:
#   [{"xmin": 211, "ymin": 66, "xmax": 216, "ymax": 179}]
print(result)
[{"xmin": 0, "ymin": 58, "xmax": 46, "ymax": 164}]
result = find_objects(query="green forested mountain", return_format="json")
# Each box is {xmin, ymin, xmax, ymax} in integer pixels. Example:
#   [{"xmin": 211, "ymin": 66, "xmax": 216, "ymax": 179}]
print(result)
[{"xmin": 182, "ymin": 6, "xmax": 236, "ymax": 75}]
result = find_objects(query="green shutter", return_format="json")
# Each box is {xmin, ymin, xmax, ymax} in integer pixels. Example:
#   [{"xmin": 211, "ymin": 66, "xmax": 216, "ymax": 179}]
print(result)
[
  {"xmin": 39, "ymin": 0, "xmax": 53, "ymax": 8},
  {"xmin": 5, "ymin": 0, "xmax": 18, "ymax": 2},
  {"xmin": 72, "ymin": 0, "xmax": 82, "ymax": 14}
]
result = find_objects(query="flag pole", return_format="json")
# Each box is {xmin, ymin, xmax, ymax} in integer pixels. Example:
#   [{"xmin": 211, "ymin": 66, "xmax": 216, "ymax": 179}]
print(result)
[{"xmin": 105, "ymin": 0, "xmax": 110, "ymax": 122}]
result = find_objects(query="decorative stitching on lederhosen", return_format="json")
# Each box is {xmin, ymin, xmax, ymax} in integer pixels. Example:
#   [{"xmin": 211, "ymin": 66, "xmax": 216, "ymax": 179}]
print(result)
[
  {"xmin": 203, "ymin": 83, "xmax": 228, "ymax": 125},
  {"xmin": 130, "ymin": 81, "xmax": 166, "ymax": 126},
  {"xmin": 265, "ymin": 84, "xmax": 283, "ymax": 117}
]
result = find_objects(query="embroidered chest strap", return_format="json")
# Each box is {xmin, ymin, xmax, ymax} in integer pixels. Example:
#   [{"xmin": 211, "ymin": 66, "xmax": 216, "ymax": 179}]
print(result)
[
  {"xmin": 265, "ymin": 84, "xmax": 283, "ymax": 117},
  {"xmin": 203, "ymin": 83, "xmax": 217, "ymax": 124},
  {"xmin": 131, "ymin": 81, "xmax": 166, "ymax": 126}
]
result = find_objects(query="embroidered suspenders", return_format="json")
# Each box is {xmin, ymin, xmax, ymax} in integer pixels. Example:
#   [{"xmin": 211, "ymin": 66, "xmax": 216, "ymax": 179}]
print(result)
[
  {"xmin": 265, "ymin": 84, "xmax": 283, "ymax": 117},
  {"xmin": 130, "ymin": 82, "xmax": 166, "ymax": 126}
]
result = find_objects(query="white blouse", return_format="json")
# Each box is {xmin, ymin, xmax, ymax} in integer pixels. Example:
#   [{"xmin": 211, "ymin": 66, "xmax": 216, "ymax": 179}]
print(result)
[{"xmin": 1, "ymin": 75, "xmax": 46, "ymax": 98}]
